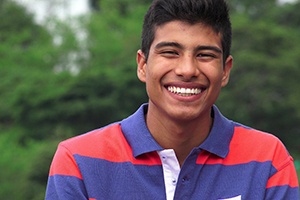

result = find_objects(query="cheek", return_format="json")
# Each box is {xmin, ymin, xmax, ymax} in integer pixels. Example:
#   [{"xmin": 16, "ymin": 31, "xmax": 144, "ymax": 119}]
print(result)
[
  {"xmin": 145, "ymin": 72, "xmax": 160, "ymax": 91},
  {"xmin": 202, "ymin": 67, "xmax": 224, "ymax": 84},
  {"xmin": 144, "ymin": 69, "xmax": 165, "ymax": 99},
  {"xmin": 145, "ymin": 63, "xmax": 165, "ymax": 83},
  {"xmin": 145, "ymin": 78, "xmax": 159, "ymax": 101}
]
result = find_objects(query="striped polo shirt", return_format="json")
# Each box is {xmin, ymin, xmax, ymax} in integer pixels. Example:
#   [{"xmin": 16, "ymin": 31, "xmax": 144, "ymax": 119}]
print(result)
[{"xmin": 46, "ymin": 104, "xmax": 299, "ymax": 199}]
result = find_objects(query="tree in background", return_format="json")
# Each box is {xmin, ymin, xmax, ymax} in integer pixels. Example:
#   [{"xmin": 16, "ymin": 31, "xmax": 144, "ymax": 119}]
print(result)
[
  {"xmin": 0, "ymin": 0, "xmax": 64, "ymax": 199},
  {"xmin": 0, "ymin": 0, "xmax": 91, "ymax": 198}
]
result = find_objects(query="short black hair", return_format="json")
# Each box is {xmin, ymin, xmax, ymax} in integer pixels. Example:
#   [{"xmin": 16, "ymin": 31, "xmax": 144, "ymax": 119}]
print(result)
[{"xmin": 141, "ymin": 0, "xmax": 232, "ymax": 63}]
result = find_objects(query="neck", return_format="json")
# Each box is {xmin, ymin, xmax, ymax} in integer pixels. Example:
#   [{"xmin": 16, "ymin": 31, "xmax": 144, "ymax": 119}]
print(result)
[{"xmin": 146, "ymin": 106, "xmax": 213, "ymax": 166}]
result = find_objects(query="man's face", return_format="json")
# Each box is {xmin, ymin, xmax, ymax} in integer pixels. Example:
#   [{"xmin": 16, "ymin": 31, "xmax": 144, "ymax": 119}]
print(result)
[{"xmin": 137, "ymin": 20, "xmax": 232, "ymax": 123}]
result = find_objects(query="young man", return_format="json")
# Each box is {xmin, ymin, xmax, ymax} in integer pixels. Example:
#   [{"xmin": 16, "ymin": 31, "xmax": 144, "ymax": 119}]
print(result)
[{"xmin": 45, "ymin": 0, "xmax": 299, "ymax": 199}]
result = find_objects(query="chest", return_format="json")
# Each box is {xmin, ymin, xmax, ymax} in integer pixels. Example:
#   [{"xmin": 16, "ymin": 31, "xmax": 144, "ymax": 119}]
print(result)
[{"xmin": 75, "ymin": 151, "xmax": 271, "ymax": 200}]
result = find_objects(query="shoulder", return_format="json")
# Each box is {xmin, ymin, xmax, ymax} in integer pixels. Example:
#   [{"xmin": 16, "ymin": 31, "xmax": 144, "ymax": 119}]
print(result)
[
  {"xmin": 228, "ymin": 123, "xmax": 291, "ymax": 166},
  {"xmin": 232, "ymin": 124, "xmax": 282, "ymax": 146},
  {"xmin": 63, "ymin": 123, "xmax": 122, "ymax": 146},
  {"xmin": 57, "ymin": 123, "xmax": 131, "ymax": 160}
]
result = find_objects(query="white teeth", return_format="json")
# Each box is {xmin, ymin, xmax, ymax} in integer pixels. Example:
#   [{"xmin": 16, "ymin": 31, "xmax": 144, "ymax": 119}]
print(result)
[{"xmin": 167, "ymin": 86, "xmax": 202, "ymax": 96}]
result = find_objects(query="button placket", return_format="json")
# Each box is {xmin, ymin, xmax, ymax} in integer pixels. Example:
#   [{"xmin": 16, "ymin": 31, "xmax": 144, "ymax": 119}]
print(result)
[
  {"xmin": 174, "ymin": 149, "xmax": 201, "ymax": 199},
  {"xmin": 158, "ymin": 149, "xmax": 181, "ymax": 200}
]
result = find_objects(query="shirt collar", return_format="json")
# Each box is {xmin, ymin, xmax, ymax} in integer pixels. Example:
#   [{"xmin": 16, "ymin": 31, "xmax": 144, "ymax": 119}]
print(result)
[
  {"xmin": 121, "ymin": 104, "xmax": 163, "ymax": 157},
  {"xmin": 121, "ymin": 104, "xmax": 234, "ymax": 158},
  {"xmin": 199, "ymin": 105, "xmax": 234, "ymax": 158}
]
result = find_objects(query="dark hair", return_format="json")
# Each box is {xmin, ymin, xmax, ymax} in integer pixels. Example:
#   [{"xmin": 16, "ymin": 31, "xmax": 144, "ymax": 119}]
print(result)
[{"xmin": 141, "ymin": 0, "xmax": 232, "ymax": 63}]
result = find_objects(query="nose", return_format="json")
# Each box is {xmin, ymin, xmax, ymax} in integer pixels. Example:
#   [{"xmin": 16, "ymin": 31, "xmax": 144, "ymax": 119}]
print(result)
[{"xmin": 174, "ymin": 55, "xmax": 200, "ymax": 80}]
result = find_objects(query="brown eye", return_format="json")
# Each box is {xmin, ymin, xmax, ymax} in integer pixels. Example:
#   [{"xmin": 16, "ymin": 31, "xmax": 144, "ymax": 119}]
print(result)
[
  {"xmin": 160, "ymin": 51, "xmax": 179, "ymax": 58},
  {"xmin": 162, "ymin": 51, "xmax": 178, "ymax": 55},
  {"xmin": 197, "ymin": 53, "xmax": 216, "ymax": 58}
]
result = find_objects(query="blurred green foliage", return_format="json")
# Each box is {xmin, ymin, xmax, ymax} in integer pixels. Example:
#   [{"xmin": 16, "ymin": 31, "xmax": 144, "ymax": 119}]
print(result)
[{"xmin": 0, "ymin": 0, "xmax": 299, "ymax": 199}]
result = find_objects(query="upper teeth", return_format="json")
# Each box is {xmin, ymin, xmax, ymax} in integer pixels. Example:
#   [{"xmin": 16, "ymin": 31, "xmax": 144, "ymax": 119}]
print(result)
[{"xmin": 167, "ymin": 86, "xmax": 202, "ymax": 96}]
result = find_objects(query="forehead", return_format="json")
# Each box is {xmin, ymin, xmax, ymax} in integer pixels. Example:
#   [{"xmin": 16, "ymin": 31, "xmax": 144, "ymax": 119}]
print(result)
[{"xmin": 152, "ymin": 20, "xmax": 222, "ymax": 49}]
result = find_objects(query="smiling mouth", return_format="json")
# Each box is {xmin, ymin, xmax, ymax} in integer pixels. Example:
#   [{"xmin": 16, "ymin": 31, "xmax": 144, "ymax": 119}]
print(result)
[{"xmin": 167, "ymin": 86, "xmax": 202, "ymax": 96}]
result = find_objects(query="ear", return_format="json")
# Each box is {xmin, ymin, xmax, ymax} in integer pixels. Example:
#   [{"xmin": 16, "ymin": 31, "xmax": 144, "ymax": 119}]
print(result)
[
  {"xmin": 136, "ymin": 50, "xmax": 147, "ymax": 83},
  {"xmin": 221, "ymin": 55, "xmax": 233, "ymax": 87}
]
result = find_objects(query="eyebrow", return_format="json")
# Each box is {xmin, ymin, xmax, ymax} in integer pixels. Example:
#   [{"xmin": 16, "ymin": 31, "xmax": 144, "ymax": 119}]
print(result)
[
  {"xmin": 155, "ymin": 41, "xmax": 222, "ymax": 54},
  {"xmin": 155, "ymin": 42, "xmax": 183, "ymax": 49}
]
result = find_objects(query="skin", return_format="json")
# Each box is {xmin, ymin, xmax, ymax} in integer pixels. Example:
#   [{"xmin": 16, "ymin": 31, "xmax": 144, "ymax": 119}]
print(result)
[{"xmin": 137, "ymin": 20, "xmax": 233, "ymax": 166}]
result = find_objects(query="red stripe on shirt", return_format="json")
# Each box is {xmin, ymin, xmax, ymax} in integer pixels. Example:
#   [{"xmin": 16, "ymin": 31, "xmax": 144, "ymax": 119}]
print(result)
[
  {"xmin": 49, "ymin": 143, "xmax": 83, "ymax": 179},
  {"xmin": 50, "ymin": 124, "xmax": 162, "ymax": 177},
  {"xmin": 196, "ymin": 126, "xmax": 298, "ymax": 188},
  {"xmin": 197, "ymin": 126, "xmax": 289, "ymax": 165},
  {"xmin": 64, "ymin": 124, "xmax": 161, "ymax": 165},
  {"xmin": 266, "ymin": 156, "xmax": 299, "ymax": 188}
]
